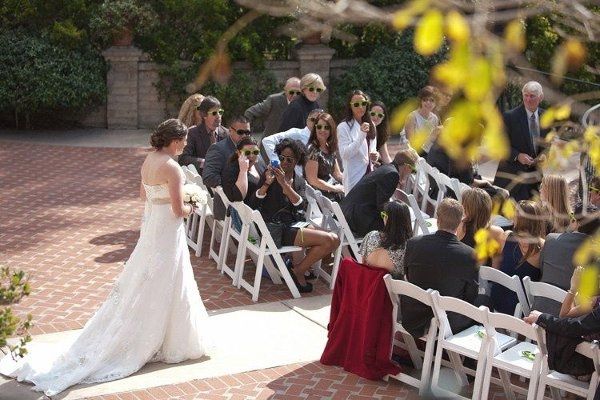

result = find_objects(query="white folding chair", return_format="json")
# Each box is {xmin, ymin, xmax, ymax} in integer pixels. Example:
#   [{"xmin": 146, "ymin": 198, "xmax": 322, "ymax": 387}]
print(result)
[
  {"xmin": 211, "ymin": 187, "xmax": 233, "ymax": 269},
  {"xmin": 312, "ymin": 191, "xmax": 361, "ymax": 288},
  {"xmin": 536, "ymin": 329, "xmax": 600, "ymax": 400},
  {"xmin": 430, "ymin": 292, "xmax": 503, "ymax": 400},
  {"xmin": 481, "ymin": 311, "xmax": 544, "ymax": 400},
  {"xmin": 522, "ymin": 276, "xmax": 568, "ymax": 315},
  {"xmin": 419, "ymin": 161, "xmax": 445, "ymax": 215},
  {"xmin": 437, "ymin": 171, "xmax": 462, "ymax": 202},
  {"xmin": 226, "ymin": 201, "xmax": 301, "ymax": 301},
  {"xmin": 304, "ymin": 184, "xmax": 324, "ymax": 227},
  {"xmin": 183, "ymin": 166, "xmax": 214, "ymax": 257},
  {"xmin": 396, "ymin": 188, "xmax": 433, "ymax": 236},
  {"xmin": 412, "ymin": 157, "xmax": 429, "ymax": 204},
  {"xmin": 479, "ymin": 266, "xmax": 531, "ymax": 318},
  {"xmin": 384, "ymin": 276, "xmax": 438, "ymax": 396}
]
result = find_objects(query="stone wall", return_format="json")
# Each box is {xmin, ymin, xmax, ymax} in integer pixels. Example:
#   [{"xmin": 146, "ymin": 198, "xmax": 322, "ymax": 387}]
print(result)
[{"xmin": 94, "ymin": 44, "xmax": 359, "ymax": 129}]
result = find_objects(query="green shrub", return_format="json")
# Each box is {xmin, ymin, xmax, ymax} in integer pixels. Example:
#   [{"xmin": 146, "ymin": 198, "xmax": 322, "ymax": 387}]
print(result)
[
  {"xmin": 0, "ymin": 266, "xmax": 32, "ymax": 359},
  {"xmin": 329, "ymin": 30, "xmax": 447, "ymax": 122},
  {"xmin": 0, "ymin": 30, "xmax": 106, "ymax": 128}
]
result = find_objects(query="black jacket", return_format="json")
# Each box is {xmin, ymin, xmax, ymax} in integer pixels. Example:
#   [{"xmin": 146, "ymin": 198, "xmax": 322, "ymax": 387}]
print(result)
[
  {"xmin": 341, "ymin": 164, "xmax": 399, "ymax": 237},
  {"xmin": 279, "ymin": 95, "xmax": 320, "ymax": 132},
  {"xmin": 178, "ymin": 124, "xmax": 228, "ymax": 173},
  {"xmin": 401, "ymin": 230, "xmax": 478, "ymax": 337},
  {"xmin": 202, "ymin": 136, "xmax": 237, "ymax": 220}
]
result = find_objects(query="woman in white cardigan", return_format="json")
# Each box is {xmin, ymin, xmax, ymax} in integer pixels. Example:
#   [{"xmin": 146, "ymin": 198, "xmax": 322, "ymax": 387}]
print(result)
[{"xmin": 337, "ymin": 90, "xmax": 378, "ymax": 194}]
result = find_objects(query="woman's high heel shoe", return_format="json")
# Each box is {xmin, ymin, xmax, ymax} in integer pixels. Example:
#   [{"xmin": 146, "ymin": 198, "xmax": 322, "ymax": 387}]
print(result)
[{"xmin": 287, "ymin": 266, "xmax": 313, "ymax": 293}]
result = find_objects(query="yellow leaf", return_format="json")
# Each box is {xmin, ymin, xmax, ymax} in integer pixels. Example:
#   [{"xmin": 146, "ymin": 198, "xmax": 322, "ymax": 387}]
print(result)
[
  {"xmin": 555, "ymin": 103, "xmax": 571, "ymax": 120},
  {"xmin": 392, "ymin": 10, "xmax": 413, "ymax": 31},
  {"xmin": 578, "ymin": 265, "xmax": 598, "ymax": 309},
  {"xmin": 390, "ymin": 99, "xmax": 419, "ymax": 133},
  {"xmin": 540, "ymin": 108, "xmax": 556, "ymax": 129},
  {"xmin": 504, "ymin": 20, "xmax": 525, "ymax": 52},
  {"xmin": 414, "ymin": 9, "xmax": 444, "ymax": 56},
  {"xmin": 464, "ymin": 58, "xmax": 491, "ymax": 101},
  {"xmin": 564, "ymin": 39, "xmax": 587, "ymax": 70},
  {"xmin": 446, "ymin": 10, "xmax": 470, "ymax": 43},
  {"xmin": 501, "ymin": 199, "xmax": 517, "ymax": 220},
  {"xmin": 409, "ymin": 128, "xmax": 429, "ymax": 154},
  {"xmin": 551, "ymin": 46, "xmax": 568, "ymax": 84}
]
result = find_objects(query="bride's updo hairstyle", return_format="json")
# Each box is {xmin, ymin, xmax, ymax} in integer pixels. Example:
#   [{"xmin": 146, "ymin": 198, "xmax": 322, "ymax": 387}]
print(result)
[{"xmin": 150, "ymin": 119, "xmax": 188, "ymax": 150}]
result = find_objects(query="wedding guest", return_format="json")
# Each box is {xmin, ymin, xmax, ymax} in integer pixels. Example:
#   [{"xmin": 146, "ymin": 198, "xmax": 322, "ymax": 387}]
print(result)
[
  {"xmin": 279, "ymin": 73, "xmax": 325, "ymax": 132},
  {"xmin": 402, "ymin": 198, "xmax": 478, "ymax": 337},
  {"xmin": 262, "ymin": 108, "xmax": 322, "ymax": 164},
  {"xmin": 221, "ymin": 136, "xmax": 264, "ymax": 208},
  {"xmin": 359, "ymin": 201, "xmax": 413, "ymax": 279},
  {"xmin": 341, "ymin": 150, "xmax": 417, "ymax": 237},
  {"xmin": 254, "ymin": 139, "xmax": 339, "ymax": 293},
  {"xmin": 491, "ymin": 200, "xmax": 546, "ymax": 315},
  {"xmin": 245, "ymin": 77, "xmax": 301, "ymax": 138},
  {"xmin": 370, "ymin": 101, "xmax": 392, "ymax": 164},
  {"xmin": 540, "ymin": 174, "xmax": 573, "ymax": 233},
  {"xmin": 402, "ymin": 86, "xmax": 439, "ymax": 156},
  {"xmin": 304, "ymin": 112, "xmax": 344, "ymax": 200},
  {"xmin": 177, "ymin": 93, "xmax": 204, "ymax": 127},
  {"xmin": 494, "ymin": 81, "xmax": 548, "ymax": 201},
  {"xmin": 338, "ymin": 90, "xmax": 378, "ymax": 194},
  {"xmin": 179, "ymin": 96, "xmax": 228, "ymax": 173},
  {"xmin": 457, "ymin": 188, "xmax": 504, "ymax": 249},
  {"xmin": 202, "ymin": 116, "xmax": 252, "ymax": 220}
]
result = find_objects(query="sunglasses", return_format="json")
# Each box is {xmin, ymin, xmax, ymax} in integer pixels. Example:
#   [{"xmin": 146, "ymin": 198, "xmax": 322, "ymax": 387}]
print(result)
[
  {"xmin": 307, "ymin": 87, "xmax": 323, "ymax": 93},
  {"xmin": 370, "ymin": 111, "xmax": 385, "ymax": 118},
  {"xmin": 590, "ymin": 186, "xmax": 600, "ymax": 194},
  {"xmin": 278, "ymin": 155, "xmax": 296, "ymax": 163},
  {"xmin": 351, "ymin": 101, "xmax": 369, "ymax": 108},
  {"xmin": 316, "ymin": 124, "xmax": 331, "ymax": 131},
  {"xmin": 309, "ymin": 117, "xmax": 318, "ymax": 122},
  {"xmin": 242, "ymin": 149, "xmax": 260, "ymax": 156},
  {"xmin": 208, "ymin": 109, "xmax": 224, "ymax": 116},
  {"xmin": 380, "ymin": 211, "xmax": 388, "ymax": 219},
  {"xmin": 288, "ymin": 90, "xmax": 301, "ymax": 96},
  {"xmin": 233, "ymin": 128, "xmax": 251, "ymax": 135}
]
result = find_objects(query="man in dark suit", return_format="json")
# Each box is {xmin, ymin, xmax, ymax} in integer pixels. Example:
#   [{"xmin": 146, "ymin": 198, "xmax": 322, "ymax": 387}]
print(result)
[
  {"xmin": 202, "ymin": 116, "xmax": 251, "ymax": 220},
  {"xmin": 245, "ymin": 77, "xmax": 301, "ymax": 139},
  {"xmin": 179, "ymin": 96, "xmax": 228, "ymax": 173},
  {"xmin": 494, "ymin": 81, "xmax": 548, "ymax": 201},
  {"xmin": 401, "ymin": 198, "xmax": 478, "ymax": 337},
  {"xmin": 341, "ymin": 149, "xmax": 417, "ymax": 237}
]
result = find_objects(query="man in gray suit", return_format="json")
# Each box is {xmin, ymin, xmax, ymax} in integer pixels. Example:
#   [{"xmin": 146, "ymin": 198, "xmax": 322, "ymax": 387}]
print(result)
[
  {"xmin": 534, "ymin": 203, "xmax": 599, "ymax": 314},
  {"xmin": 245, "ymin": 77, "xmax": 301, "ymax": 140}
]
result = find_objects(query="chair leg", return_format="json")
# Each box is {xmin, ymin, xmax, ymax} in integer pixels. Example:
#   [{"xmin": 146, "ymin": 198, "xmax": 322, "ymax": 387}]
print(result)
[
  {"xmin": 419, "ymin": 325, "xmax": 438, "ymax": 395},
  {"xmin": 498, "ymin": 369, "xmax": 516, "ymax": 400},
  {"xmin": 196, "ymin": 209, "xmax": 207, "ymax": 257},
  {"xmin": 447, "ymin": 351, "xmax": 469, "ymax": 387},
  {"xmin": 430, "ymin": 338, "xmax": 445, "ymax": 395},
  {"xmin": 233, "ymin": 228, "xmax": 249, "ymax": 288}
]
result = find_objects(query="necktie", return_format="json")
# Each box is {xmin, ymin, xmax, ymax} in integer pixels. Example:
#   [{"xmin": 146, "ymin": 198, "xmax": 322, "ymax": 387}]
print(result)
[{"xmin": 529, "ymin": 113, "xmax": 539, "ymax": 154}]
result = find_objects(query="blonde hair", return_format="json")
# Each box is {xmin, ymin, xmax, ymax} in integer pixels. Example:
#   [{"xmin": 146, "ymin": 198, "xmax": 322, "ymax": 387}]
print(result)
[
  {"xmin": 436, "ymin": 198, "xmax": 464, "ymax": 231},
  {"xmin": 541, "ymin": 174, "xmax": 572, "ymax": 232},
  {"xmin": 462, "ymin": 188, "xmax": 492, "ymax": 232},
  {"xmin": 300, "ymin": 73, "xmax": 325, "ymax": 91},
  {"xmin": 514, "ymin": 200, "xmax": 545, "ymax": 263},
  {"xmin": 178, "ymin": 94, "xmax": 204, "ymax": 127}
]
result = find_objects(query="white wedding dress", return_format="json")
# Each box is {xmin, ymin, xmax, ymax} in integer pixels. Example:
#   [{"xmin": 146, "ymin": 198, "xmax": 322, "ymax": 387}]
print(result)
[{"xmin": 0, "ymin": 183, "xmax": 209, "ymax": 396}]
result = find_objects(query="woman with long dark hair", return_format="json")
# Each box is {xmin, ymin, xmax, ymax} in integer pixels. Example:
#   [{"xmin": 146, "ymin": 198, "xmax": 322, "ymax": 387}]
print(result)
[
  {"xmin": 338, "ymin": 90, "xmax": 378, "ymax": 194},
  {"xmin": 359, "ymin": 201, "xmax": 413, "ymax": 278},
  {"xmin": 304, "ymin": 112, "xmax": 344, "ymax": 200},
  {"xmin": 370, "ymin": 101, "xmax": 392, "ymax": 165}
]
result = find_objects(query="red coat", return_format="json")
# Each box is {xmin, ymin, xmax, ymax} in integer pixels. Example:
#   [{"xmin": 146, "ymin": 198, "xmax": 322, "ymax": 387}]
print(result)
[{"xmin": 320, "ymin": 257, "xmax": 401, "ymax": 380}]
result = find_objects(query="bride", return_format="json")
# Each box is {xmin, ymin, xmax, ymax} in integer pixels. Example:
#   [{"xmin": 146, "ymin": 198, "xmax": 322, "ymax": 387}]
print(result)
[{"xmin": 0, "ymin": 119, "xmax": 209, "ymax": 395}]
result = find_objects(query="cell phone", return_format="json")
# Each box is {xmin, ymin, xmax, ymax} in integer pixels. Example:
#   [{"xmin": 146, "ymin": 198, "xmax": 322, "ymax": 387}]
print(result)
[{"xmin": 271, "ymin": 159, "xmax": 280, "ymax": 168}]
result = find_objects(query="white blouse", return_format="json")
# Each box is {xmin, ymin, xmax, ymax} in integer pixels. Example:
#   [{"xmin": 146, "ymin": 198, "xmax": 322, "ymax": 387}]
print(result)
[{"xmin": 337, "ymin": 119, "xmax": 377, "ymax": 194}]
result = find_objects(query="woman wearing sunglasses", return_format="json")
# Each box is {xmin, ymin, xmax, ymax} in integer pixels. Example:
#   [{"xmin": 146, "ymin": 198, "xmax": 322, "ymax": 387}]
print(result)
[
  {"xmin": 304, "ymin": 112, "xmax": 344, "ymax": 201},
  {"xmin": 255, "ymin": 139, "xmax": 340, "ymax": 293},
  {"xmin": 279, "ymin": 73, "xmax": 325, "ymax": 132},
  {"xmin": 221, "ymin": 136, "xmax": 264, "ymax": 209},
  {"xmin": 358, "ymin": 201, "xmax": 413, "ymax": 279},
  {"xmin": 370, "ymin": 101, "xmax": 392, "ymax": 165},
  {"xmin": 338, "ymin": 90, "xmax": 378, "ymax": 194}
]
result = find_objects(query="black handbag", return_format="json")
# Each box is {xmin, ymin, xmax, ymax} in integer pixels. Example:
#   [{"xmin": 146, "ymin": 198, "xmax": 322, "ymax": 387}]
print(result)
[{"xmin": 265, "ymin": 208, "xmax": 298, "ymax": 248}]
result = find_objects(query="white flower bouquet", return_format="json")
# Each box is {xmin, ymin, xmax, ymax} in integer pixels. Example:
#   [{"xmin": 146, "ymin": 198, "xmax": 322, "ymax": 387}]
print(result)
[{"xmin": 183, "ymin": 184, "xmax": 207, "ymax": 207}]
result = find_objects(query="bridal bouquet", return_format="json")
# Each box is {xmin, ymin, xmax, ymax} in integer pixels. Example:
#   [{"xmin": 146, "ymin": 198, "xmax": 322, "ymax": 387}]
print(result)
[{"xmin": 183, "ymin": 184, "xmax": 207, "ymax": 207}]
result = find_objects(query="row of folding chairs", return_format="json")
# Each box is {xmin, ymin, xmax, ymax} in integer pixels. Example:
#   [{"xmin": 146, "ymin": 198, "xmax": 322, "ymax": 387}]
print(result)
[{"xmin": 384, "ymin": 275, "xmax": 600, "ymax": 400}]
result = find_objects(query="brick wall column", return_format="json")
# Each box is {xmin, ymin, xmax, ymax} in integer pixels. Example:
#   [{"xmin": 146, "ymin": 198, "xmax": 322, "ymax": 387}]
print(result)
[
  {"xmin": 102, "ymin": 46, "xmax": 143, "ymax": 129},
  {"xmin": 294, "ymin": 44, "xmax": 336, "ymax": 107}
]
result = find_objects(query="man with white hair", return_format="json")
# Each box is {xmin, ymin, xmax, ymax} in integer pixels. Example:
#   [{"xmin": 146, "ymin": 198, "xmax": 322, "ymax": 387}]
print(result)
[{"xmin": 494, "ymin": 81, "xmax": 548, "ymax": 201}]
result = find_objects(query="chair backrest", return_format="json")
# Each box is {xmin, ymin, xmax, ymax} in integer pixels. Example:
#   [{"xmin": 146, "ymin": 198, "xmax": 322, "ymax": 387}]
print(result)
[
  {"xmin": 437, "ymin": 172, "xmax": 462, "ymax": 202},
  {"xmin": 431, "ymin": 291, "xmax": 490, "ymax": 338},
  {"xmin": 213, "ymin": 186, "xmax": 231, "ymax": 209},
  {"xmin": 487, "ymin": 310, "xmax": 538, "ymax": 342},
  {"xmin": 522, "ymin": 276, "xmax": 567, "ymax": 308},
  {"xmin": 384, "ymin": 274, "xmax": 434, "ymax": 308},
  {"xmin": 304, "ymin": 184, "xmax": 324, "ymax": 222},
  {"xmin": 479, "ymin": 266, "xmax": 531, "ymax": 316},
  {"xmin": 187, "ymin": 163, "xmax": 200, "ymax": 175},
  {"xmin": 396, "ymin": 188, "xmax": 430, "ymax": 235},
  {"xmin": 412, "ymin": 157, "xmax": 429, "ymax": 199}
]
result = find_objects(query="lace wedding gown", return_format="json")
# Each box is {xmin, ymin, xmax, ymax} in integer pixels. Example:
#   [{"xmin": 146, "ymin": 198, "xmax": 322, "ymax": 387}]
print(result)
[{"xmin": 0, "ymin": 184, "xmax": 209, "ymax": 395}]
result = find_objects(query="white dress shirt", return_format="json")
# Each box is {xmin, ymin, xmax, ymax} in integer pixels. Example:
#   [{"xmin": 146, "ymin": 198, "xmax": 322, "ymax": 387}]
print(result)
[{"xmin": 338, "ymin": 119, "xmax": 377, "ymax": 194}]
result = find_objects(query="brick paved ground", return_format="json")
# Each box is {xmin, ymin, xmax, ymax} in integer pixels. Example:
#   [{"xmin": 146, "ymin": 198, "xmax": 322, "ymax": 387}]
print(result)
[{"xmin": 1, "ymin": 140, "xmax": 513, "ymax": 399}]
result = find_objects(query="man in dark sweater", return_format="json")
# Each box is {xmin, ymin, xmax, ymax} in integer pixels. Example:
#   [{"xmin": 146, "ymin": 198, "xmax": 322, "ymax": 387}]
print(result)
[{"xmin": 402, "ymin": 198, "xmax": 479, "ymax": 337}]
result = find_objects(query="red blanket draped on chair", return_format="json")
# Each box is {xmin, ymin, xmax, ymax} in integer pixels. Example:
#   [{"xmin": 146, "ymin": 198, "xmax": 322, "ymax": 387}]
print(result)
[{"xmin": 320, "ymin": 257, "xmax": 401, "ymax": 380}]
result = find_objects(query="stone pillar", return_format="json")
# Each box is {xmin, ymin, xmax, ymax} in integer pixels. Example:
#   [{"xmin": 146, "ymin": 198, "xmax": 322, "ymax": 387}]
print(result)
[
  {"xmin": 294, "ymin": 44, "xmax": 336, "ymax": 107},
  {"xmin": 102, "ymin": 46, "xmax": 143, "ymax": 129}
]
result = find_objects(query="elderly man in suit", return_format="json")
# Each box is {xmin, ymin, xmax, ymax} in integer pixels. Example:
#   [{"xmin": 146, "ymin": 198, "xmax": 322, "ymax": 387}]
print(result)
[
  {"xmin": 341, "ymin": 149, "xmax": 418, "ymax": 237},
  {"xmin": 401, "ymin": 198, "xmax": 478, "ymax": 337},
  {"xmin": 202, "ymin": 116, "xmax": 252, "ymax": 220},
  {"xmin": 245, "ymin": 77, "xmax": 301, "ymax": 139},
  {"xmin": 179, "ymin": 96, "xmax": 228, "ymax": 173},
  {"xmin": 494, "ymin": 81, "xmax": 548, "ymax": 201}
]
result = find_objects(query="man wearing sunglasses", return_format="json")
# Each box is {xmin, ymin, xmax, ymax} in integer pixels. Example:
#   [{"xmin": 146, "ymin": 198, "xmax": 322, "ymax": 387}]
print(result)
[
  {"xmin": 202, "ymin": 116, "xmax": 255, "ymax": 220},
  {"xmin": 179, "ymin": 96, "xmax": 228, "ymax": 174},
  {"xmin": 244, "ymin": 77, "xmax": 301, "ymax": 141}
]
